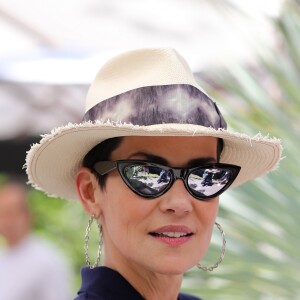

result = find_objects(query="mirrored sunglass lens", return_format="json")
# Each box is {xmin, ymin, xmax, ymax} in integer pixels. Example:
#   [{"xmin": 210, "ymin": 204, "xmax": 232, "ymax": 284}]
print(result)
[
  {"xmin": 188, "ymin": 167, "xmax": 233, "ymax": 197},
  {"xmin": 123, "ymin": 165, "xmax": 171, "ymax": 195}
]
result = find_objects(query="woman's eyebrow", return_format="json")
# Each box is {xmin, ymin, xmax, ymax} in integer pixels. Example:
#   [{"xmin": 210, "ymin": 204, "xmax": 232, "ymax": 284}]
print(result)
[
  {"xmin": 127, "ymin": 152, "xmax": 216, "ymax": 167},
  {"xmin": 186, "ymin": 157, "xmax": 217, "ymax": 167},
  {"xmin": 128, "ymin": 152, "xmax": 169, "ymax": 165}
]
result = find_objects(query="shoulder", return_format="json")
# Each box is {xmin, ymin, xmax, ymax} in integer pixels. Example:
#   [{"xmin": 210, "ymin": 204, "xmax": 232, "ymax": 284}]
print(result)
[
  {"xmin": 179, "ymin": 292, "xmax": 202, "ymax": 300},
  {"xmin": 0, "ymin": 249, "xmax": 5, "ymax": 260},
  {"xmin": 27, "ymin": 235, "xmax": 67, "ymax": 263},
  {"xmin": 76, "ymin": 267, "xmax": 145, "ymax": 300},
  {"xmin": 25, "ymin": 235, "xmax": 72, "ymax": 277},
  {"xmin": 74, "ymin": 294, "xmax": 104, "ymax": 300},
  {"xmin": 74, "ymin": 294, "xmax": 106, "ymax": 300}
]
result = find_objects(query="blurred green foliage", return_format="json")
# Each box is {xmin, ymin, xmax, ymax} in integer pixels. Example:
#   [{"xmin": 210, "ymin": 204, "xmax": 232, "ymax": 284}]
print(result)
[
  {"xmin": 184, "ymin": 1, "xmax": 300, "ymax": 299},
  {"xmin": 27, "ymin": 190, "xmax": 87, "ymax": 289}
]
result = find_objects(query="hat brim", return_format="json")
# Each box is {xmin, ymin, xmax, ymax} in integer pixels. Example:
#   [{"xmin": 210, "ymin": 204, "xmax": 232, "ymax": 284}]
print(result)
[{"xmin": 25, "ymin": 121, "xmax": 282, "ymax": 201}]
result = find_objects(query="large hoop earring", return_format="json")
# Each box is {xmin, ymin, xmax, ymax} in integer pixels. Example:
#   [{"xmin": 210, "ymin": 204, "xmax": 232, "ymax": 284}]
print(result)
[
  {"xmin": 84, "ymin": 215, "xmax": 103, "ymax": 269},
  {"xmin": 197, "ymin": 222, "xmax": 226, "ymax": 272}
]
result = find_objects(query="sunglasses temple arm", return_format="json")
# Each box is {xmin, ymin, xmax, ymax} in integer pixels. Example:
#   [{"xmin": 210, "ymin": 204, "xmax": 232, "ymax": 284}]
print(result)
[{"xmin": 94, "ymin": 162, "xmax": 117, "ymax": 175}]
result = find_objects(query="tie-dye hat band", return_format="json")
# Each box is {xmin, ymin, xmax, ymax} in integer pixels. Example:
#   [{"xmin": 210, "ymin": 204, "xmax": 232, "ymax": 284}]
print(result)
[
  {"xmin": 25, "ymin": 48, "xmax": 282, "ymax": 201},
  {"xmin": 83, "ymin": 84, "xmax": 227, "ymax": 129}
]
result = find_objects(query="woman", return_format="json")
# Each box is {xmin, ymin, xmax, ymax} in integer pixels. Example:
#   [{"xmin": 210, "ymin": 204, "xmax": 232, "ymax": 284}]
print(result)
[{"xmin": 26, "ymin": 48, "xmax": 282, "ymax": 300}]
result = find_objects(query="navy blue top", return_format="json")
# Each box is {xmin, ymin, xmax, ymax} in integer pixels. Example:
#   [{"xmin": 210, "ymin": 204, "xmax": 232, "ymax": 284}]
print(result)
[{"xmin": 75, "ymin": 267, "xmax": 201, "ymax": 300}]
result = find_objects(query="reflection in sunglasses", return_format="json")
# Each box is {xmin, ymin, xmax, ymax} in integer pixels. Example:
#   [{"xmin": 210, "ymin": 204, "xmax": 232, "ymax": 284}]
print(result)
[
  {"xmin": 93, "ymin": 160, "xmax": 241, "ymax": 200},
  {"xmin": 125, "ymin": 165, "xmax": 233, "ymax": 197},
  {"xmin": 126, "ymin": 166, "xmax": 171, "ymax": 194}
]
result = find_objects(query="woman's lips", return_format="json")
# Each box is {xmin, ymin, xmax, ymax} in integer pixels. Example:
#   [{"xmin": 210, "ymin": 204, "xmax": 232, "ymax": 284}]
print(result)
[{"xmin": 149, "ymin": 225, "xmax": 194, "ymax": 246}]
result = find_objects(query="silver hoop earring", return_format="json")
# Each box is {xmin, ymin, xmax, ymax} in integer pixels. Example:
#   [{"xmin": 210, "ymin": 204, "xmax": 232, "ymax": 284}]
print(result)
[
  {"xmin": 84, "ymin": 215, "xmax": 103, "ymax": 269},
  {"xmin": 197, "ymin": 222, "xmax": 226, "ymax": 272}
]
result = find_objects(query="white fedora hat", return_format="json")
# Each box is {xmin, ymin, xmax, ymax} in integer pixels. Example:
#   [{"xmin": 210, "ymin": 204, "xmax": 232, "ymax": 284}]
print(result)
[{"xmin": 25, "ymin": 48, "xmax": 282, "ymax": 201}]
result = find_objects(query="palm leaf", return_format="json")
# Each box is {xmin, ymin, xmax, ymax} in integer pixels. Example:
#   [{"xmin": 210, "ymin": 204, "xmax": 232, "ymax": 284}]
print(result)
[{"xmin": 183, "ymin": 1, "xmax": 300, "ymax": 299}]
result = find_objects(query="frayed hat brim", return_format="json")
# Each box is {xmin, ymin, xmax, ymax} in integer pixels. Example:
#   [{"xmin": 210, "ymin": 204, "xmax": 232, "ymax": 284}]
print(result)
[{"xmin": 25, "ymin": 120, "xmax": 282, "ymax": 201}]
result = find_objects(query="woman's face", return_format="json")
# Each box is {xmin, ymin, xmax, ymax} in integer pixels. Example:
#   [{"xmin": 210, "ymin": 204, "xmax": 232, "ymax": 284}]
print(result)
[{"xmin": 96, "ymin": 136, "xmax": 219, "ymax": 275}]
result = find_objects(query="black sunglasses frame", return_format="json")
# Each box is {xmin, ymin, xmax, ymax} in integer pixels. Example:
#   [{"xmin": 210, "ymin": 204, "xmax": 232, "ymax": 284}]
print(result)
[{"xmin": 93, "ymin": 160, "xmax": 241, "ymax": 201}]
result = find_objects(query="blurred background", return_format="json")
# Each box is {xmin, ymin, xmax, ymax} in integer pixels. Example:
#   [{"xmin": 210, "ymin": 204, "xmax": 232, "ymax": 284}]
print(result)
[{"xmin": 0, "ymin": 0, "xmax": 299, "ymax": 299}]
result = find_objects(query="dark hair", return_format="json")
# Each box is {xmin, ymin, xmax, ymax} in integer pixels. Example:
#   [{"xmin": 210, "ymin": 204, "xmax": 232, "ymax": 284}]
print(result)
[
  {"xmin": 217, "ymin": 138, "xmax": 224, "ymax": 162},
  {"xmin": 82, "ymin": 136, "xmax": 224, "ymax": 190},
  {"xmin": 82, "ymin": 137, "xmax": 124, "ymax": 189}
]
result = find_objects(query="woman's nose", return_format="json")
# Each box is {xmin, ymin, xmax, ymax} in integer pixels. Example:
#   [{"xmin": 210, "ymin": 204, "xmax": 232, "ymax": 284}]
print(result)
[{"xmin": 159, "ymin": 180, "xmax": 193, "ymax": 216}]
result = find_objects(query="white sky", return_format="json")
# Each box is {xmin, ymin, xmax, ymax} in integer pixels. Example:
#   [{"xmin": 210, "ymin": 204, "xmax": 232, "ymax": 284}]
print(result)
[
  {"xmin": 0, "ymin": 0, "xmax": 284, "ymax": 138},
  {"xmin": 0, "ymin": 0, "xmax": 284, "ymax": 83}
]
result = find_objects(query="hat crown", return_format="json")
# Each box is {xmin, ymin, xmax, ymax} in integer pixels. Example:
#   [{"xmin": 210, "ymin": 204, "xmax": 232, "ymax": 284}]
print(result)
[{"xmin": 85, "ymin": 48, "xmax": 201, "ymax": 112}]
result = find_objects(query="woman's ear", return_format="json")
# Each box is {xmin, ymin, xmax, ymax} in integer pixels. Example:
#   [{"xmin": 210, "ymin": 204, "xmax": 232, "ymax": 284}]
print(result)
[{"xmin": 76, "ymin": 167, "xmax": 102, "ymax": 216}]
